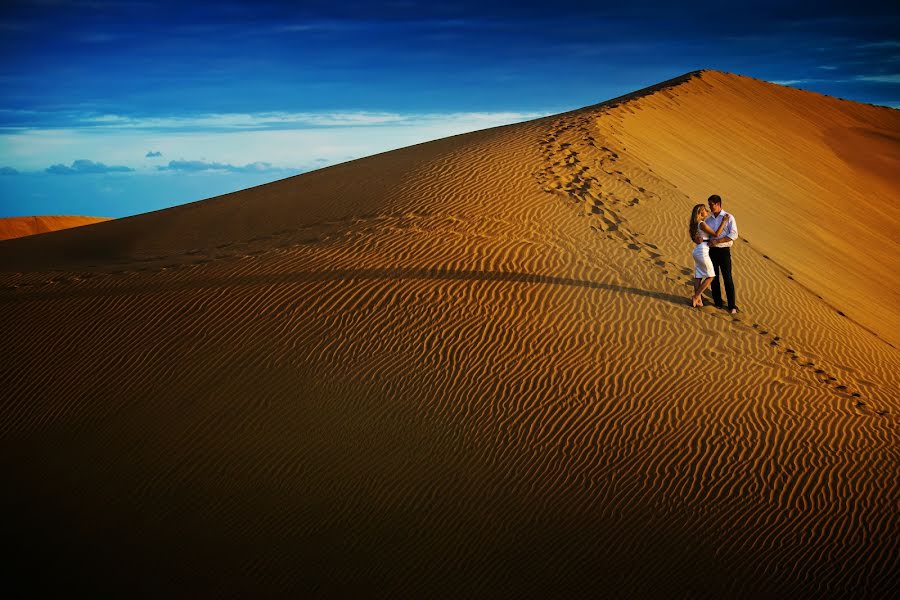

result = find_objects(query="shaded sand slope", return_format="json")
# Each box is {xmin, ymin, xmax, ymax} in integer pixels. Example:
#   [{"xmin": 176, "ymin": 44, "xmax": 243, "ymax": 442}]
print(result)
[
  {"xmin": 0, "ymin": 215, "xmax": 110, "ymax": 241},
  {"xmin": 1, "ymin": 72, "xmax": 897, "ymax": 597}
]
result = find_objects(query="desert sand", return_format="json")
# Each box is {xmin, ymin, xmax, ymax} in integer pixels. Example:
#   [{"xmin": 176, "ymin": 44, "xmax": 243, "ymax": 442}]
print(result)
[
  {"xmin": 0, "ymin": 215, "xmax": 110, "ymax": 241},
  {"xmin": 1, "ymin": 71, "xmax": 897, "ymax": 597}
]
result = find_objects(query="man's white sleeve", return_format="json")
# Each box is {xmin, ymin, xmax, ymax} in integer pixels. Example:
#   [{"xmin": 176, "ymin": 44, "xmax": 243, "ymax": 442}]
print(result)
[{"xmin": 728, "ymin": 216, "xmax": 739, "ymax": 240}]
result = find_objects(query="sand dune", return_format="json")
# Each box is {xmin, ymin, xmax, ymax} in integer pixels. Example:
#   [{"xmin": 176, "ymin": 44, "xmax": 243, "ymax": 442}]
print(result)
[
  {"xmin": 0, "ymin": 215, "xmax": 110, "ymax": 241},
  {"xmin": 1, "ymin": 71, "xmax": 897, "ymax": 597}
]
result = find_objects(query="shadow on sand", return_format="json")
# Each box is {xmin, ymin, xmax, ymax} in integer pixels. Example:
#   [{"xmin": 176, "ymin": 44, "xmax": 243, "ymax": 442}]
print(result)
[{"xmin": 2, "ymin": 266, "xmax": 689, "ymax": 307}]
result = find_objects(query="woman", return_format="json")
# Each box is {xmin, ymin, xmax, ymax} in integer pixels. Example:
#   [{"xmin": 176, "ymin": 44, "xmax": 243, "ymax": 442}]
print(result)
[{"xmin": 689, "ymin": 204, "xmax": 730, "ymax": 307}]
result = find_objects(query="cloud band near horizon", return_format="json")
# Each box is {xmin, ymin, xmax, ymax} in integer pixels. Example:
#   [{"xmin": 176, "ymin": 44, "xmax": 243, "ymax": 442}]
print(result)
[{"xmin": 0, "ymin": 110, "xmax": 552, "ymax": 174}]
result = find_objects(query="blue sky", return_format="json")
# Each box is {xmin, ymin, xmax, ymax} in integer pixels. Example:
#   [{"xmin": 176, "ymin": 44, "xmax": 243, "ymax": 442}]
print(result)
[{"xmin": 1, "ymin": 0, "xmax": 898, "ymax": 218}]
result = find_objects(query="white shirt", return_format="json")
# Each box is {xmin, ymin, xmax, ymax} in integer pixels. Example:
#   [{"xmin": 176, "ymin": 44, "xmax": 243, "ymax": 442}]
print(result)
[{"xmin": 704, "ymin": 210, "xmax": 738, "ymax": 248}]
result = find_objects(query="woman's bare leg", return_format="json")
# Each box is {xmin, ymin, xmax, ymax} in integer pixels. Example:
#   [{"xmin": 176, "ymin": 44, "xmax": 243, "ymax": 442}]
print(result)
[
  {"xmin": 693, "ymin": 277, "xmax": 713, "ymax": 307},
  {"xmin": 697, "ymin": 277, "xmax": 714, "ymax": 297}
]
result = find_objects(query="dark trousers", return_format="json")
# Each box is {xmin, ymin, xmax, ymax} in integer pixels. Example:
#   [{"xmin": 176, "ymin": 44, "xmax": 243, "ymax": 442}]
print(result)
[{"xmin": 708, "ymin": 246, "xmax": 736, "ymax": 309}]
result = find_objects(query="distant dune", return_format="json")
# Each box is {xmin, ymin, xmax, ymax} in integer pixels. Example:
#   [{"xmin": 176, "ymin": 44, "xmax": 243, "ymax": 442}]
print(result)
[
  {"xmin": 1, "ymin": 71, "xmax": 897, "ymax": 597},
  {"xmin": 0, "ymin": 215, "xmax": 110, "ymax": 241}
]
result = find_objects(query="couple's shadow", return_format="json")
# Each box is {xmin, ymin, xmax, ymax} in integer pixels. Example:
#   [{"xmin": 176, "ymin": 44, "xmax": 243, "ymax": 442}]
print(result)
[{"xmin": 304, "ymin": 267, "xmax": 689, "ymax": 307}]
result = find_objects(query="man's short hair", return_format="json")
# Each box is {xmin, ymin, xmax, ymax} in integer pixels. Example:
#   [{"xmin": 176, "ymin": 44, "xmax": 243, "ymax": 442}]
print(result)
[{"xmin": 708, "ymin": 194, "xmax": 722, "ymax": 205}]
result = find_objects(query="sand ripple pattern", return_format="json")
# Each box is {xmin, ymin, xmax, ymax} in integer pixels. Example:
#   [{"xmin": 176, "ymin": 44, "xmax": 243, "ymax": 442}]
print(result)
[{"xmin": 1, "ymin": 71, "xmax": 898, "ymax": 597}]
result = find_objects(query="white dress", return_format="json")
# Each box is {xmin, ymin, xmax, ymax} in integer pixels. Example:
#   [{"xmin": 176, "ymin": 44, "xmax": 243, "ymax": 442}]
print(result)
[{"xmin": 692, "ymin": 227, "xmax": 715, "ymax": 278}]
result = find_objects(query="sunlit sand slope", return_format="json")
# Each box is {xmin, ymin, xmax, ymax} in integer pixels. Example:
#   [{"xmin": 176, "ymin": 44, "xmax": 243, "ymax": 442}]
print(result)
[
  {"xmin": 0, "ymin": 215, "xmax": 110, "ymax": 241},
  {"xmin": 599, "ymin": 70, "xmax": 900, "ymax": 347},
  {"xmin": 0, "ymin": 71, "xmax": 897, "ymax": 597}
]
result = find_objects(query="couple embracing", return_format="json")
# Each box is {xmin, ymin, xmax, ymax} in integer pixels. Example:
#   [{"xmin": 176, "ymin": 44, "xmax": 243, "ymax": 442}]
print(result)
[{"xmin": 689, "ymin": 194, "xmax": 738, "ymax": 313}]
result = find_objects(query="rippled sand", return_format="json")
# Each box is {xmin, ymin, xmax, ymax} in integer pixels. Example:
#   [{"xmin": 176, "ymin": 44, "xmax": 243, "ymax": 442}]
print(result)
[{"xmin": 1, "ymin": 71, "xmax": 897, "ymax": 597}]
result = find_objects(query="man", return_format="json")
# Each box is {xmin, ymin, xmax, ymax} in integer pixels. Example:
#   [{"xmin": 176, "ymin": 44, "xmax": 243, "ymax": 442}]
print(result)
[{"xmin": 704, "ymin": 194, "xmax": 739, "ymax": 314}]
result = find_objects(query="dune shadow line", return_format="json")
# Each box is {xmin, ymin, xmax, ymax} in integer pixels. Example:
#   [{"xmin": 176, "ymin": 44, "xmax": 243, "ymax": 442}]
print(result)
[{"xmin": 2, "ymin": 267, "xmax": 687, "ymax": 307}]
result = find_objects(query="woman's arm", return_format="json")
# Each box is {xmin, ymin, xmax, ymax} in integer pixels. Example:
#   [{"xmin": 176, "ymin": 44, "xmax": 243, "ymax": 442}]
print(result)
[{"xmin": 699, "ymin": 214, "xmax": 730, "ymax": 238}]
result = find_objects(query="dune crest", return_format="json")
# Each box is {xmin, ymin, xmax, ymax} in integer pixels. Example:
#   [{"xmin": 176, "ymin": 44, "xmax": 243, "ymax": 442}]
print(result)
[
  {"xmin": 1, "ymin": 71, "xmax": 897, "ymax": 597},
  {"xmin": 0, "ymin": 215, "xmax": 110, "ymax": 241}
]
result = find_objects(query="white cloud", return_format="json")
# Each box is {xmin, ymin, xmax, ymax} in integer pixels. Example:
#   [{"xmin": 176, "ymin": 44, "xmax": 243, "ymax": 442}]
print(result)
[
  {"xmin": 46, "ymin": 159, "xmax": 133, "ymax": 175},
  {"xmin": 856, "ymin": 74, "xmax": 900, "ymax": 84},
  {"xmin": 160, "ymin": 159, "xmax": 292, "ymax": 174},
  {"xmin": 858, "ymin": 41, "xmax": 900, "ymax": 49},
  {"xmin": 0, "ymin": 110, "xmax": 551, "ymax": 173},
  {"xmin": 69, "ymin": 110, "xmax": 548, "ymax": 131}
]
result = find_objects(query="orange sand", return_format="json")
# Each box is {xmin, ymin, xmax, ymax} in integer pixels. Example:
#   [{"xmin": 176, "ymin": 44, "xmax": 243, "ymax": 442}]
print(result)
[
  {"xmin": 0, "ymin": 215, "xmax": 110, "ymax": 241},
  {"xmin": 0, "ymin": 71, "xmax": 897, "ymax": 597}
]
